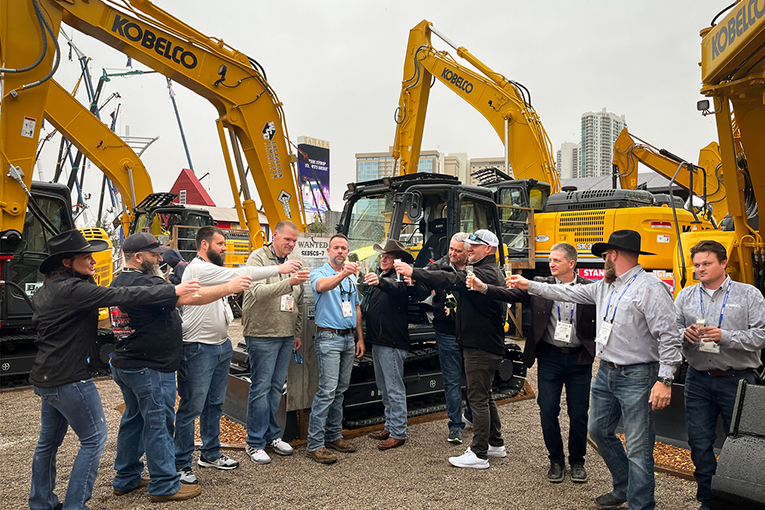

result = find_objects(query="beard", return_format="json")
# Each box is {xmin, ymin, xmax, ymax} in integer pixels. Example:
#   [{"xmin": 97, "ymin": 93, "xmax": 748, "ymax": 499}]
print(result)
[
  {"xmin": 206, "ymin": 246, "xmax": 225, "ymax": 267},
  {"xmin": 604, "ymin": 258, "xmax": 616, "ymax": 283},
  {"xmin": 140, "ymin": 258, "xmax": 163, "ymax": 277}
]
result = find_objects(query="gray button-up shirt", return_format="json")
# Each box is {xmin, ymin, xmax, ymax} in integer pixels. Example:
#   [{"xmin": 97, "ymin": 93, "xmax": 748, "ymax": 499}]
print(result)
[
  {"xmin": 528, "ymin": 264, "xmax": 683, "ymax": 379},
  {"xmin": 675, "ymin": 276, "xmax": 765, "ymax": 371},
  {"xmin": 543, "ymin": 278, "xmax": 582, "ymax": 348}
]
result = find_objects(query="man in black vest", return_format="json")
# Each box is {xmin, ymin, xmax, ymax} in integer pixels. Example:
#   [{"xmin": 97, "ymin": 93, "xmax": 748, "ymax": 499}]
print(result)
[{"xmin": 472, "ymin": 243, "xmax": 596, "ymax": 483}]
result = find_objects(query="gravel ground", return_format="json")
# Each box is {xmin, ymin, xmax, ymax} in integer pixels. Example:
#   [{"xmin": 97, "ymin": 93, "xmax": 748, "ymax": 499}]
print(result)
[{"xmin": 0, "ymin": 329, "xmax": 701, "ymax": 510}]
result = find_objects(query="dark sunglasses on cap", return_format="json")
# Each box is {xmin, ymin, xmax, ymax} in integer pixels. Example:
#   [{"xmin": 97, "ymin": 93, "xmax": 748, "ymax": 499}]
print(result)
[{"xmin": 468, "ymin": 233, "xmax": 489, "ymax": 245}]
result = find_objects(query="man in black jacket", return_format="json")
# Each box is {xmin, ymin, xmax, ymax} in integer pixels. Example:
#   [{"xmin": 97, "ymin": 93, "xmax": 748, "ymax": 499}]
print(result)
[
  {"xmin": 363, "ymin": 240, "xmax": 426, "ymax": 450},
  {"xmin": 396, "ymin": 229, "xmax": 506, "ymax": 469},
  {"xmin": 425, "ymin": 232, "xmax": 471, "ymax": 444},
  {"xmin": 472, "ymin": 243, "xmax": 596, "ymax": 484}
]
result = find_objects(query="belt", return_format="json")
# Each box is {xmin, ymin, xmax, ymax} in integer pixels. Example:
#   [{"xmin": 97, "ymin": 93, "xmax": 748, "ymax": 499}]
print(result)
[
  {"xmin": 541, "ymin": 342, "xmax": 582, "ymax": 355},
  {"xmin": 698, "ymin": 367, "xmax": 754, "ymax": 377},
  {"xmin": 603, "ymin": 361, "xmax": 623, "ymax": 369},
  {"xmin": 316, "ymin": 326, "xmax": 354, "ymax": 336}
]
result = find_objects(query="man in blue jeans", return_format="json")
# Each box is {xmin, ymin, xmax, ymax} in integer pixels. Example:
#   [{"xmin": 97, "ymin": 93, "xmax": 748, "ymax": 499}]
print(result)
[
  {"xmin": 675, "ymin": 240, "xmax": 765, "ymax": 510},
  {"xmin": 306, "ymin": 234, "xmax": 365, "ymax": 464},
  {"xmin": 423, "ymin": 232, "xmax": 471, "ymax": 444},
  {"xmin": 510, "ymin": 230, "xmax": 683, "ymax": 510},
  {"xmin": 110, "ymin": 232, "xmax": 251, "ymax": 502},
  {"xmin": 241, "ymin": 220, "xmax": 309, "ymax": 465},
  {"xmin": 175, "ymin": 227, "xmax": 300, "ymax": 484}
]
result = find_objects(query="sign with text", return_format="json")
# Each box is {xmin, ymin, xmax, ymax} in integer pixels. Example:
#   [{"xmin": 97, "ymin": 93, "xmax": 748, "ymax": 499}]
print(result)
[
  {"xmin": 295, "ymin": 234, "xmax": 331, "ymax": 317},
  {"xmin": 297, "ymin": 136, "xmax": 330, "ymax": 217}
]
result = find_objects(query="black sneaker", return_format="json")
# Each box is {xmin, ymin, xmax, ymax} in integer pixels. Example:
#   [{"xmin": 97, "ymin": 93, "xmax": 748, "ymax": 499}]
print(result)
[
  {"xmin": 547, "ymin": 462, "xmax": 564, "ymax": 483},
  {"xmin": 595, "ymin": 492, "xmax": 627, "ymax": 509},
  {"xmin": 571, "ymin": 464, "xmax": 587, "ymax": 483}
]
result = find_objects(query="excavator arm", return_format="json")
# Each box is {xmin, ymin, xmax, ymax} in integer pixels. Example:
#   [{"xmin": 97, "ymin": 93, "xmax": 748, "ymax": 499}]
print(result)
[
  {"xmin": 1, "ymin": 0, "xmax": 304, "ymax": 252},
  {"xmin": 612, "ymin": 128, "xmax": 727, "ymax": 220},
  {"xmin": 392, "ymin": 20, "xmax": 559, "ymax": 192}
]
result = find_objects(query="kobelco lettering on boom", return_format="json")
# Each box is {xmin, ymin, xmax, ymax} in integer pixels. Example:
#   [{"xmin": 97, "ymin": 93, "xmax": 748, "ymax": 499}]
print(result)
[{"xmin": 111, "ymin": 14, "xmax": 198, "ymax": 70}]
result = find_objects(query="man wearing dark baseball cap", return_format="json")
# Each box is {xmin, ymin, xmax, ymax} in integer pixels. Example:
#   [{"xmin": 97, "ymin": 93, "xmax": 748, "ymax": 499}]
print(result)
[
  {"xmin": 509, "ymin": 230, "xmax": 682, "ymax": 510},
  {"xmin": 396, "ymin": 229, "xmax": 507, "ymax": 469},
  {"xmin": 109, "ymin": 232, "xmax": 252, "ymax": 502}
]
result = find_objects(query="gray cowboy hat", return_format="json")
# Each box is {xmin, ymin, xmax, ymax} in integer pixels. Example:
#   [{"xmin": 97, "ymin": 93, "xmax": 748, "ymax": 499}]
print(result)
[
  {"xmin": 372, "ymin": 239, "xmax": 414, "ymax": 264},
  {"xmin": 40, "ymin": 229, "xmax": 109, "ymax": 274},
  {"xmin": 591, "ymin": 230, "xmax": 656, "ymax": 257}
]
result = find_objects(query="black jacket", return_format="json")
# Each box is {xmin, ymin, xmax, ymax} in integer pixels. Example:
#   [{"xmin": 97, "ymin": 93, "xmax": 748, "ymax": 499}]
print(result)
[
  {"xmin": 483, "ymin": 275, "xmax": 597, "ymax": 367},
  {"xmin": 413, "ymin": 253, "xmax": 506, "ymax": 356},
  {"xmin": 30, "ymin": 272, "xmax": 178, "ymax": 387},
  {"xmin": 364, "ymin": 268, "xmax": 418, "ymax": 350},
  {"xmin": 426, "ymin": 255, "xmax": 458, "ymax": 335}
]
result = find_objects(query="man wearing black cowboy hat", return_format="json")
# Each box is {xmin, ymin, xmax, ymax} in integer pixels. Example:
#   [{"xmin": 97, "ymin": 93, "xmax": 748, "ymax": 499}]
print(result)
[
  {"xmin": 363, "ymin": 239, "xmax": 427, "ymax": 450},
  {"xmin": 510, "ymin": 230, "xmax": 683, "ymax": 510}
]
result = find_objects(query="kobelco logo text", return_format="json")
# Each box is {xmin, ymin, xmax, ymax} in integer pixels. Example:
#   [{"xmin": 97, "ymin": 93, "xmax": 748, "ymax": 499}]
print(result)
[
  {"xmin": 111, "ymin": 15, "xmax": 198, "ymax": 70},
  {"xmin": 441, "ymin": 68, "xmax": 474, "ymax": 93},
  {"xmin": 711, "ymin": 0, "xmax": 765, "ymax": 60}
]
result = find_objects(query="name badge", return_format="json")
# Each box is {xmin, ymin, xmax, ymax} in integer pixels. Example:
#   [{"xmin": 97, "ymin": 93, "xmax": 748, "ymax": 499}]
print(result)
[
  {"xmin": 554, "ymin": 322, "xmax": 573, "ymax": 343},
  {"xmin": 281, "ymin": 294, "xmax": 294, "ymax": 312},
  {"xmin": 699, "ymin": 341, "xmax": 721, "ymax": 354},
  {"xmin": 342, "ymin": 301, "xmax": 353, "ymax": 318},
  {"xmin": 595, "ymin": 321, "xmax": 613, "ymax": 346}
]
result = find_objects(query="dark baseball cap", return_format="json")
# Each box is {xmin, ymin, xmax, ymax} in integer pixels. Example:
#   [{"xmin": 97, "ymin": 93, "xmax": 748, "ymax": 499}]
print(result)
[{"xmin": 123, "ymin": 232, "xmax": 170, "ymax": 254}]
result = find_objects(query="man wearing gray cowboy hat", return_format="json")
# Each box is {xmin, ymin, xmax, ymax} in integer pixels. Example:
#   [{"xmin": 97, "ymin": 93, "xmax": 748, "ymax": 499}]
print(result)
[
  {"xmin": 509, "ymin": 230, "xmax": 683, "ymax": 510},
  {"xmin": 363, "ymin": 239, "xmax": 427, "ymax": 450}
]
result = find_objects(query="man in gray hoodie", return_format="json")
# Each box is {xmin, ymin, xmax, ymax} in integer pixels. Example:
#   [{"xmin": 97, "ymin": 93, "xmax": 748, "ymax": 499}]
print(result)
[{"xmin": 241, "ymin": 220, "xmax": 309, "ymax": 465}]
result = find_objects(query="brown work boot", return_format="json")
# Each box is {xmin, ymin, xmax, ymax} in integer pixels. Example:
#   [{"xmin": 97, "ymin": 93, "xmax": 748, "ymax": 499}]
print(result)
[
  {"xmin": 306, "ymin": 447, "xmax": 338, "ymax": 464},
  {"xmin": 113, "ymin": 477, "xmax": 150, "ymax": 496},
  {"xmin": 149, "ymin": 484, "xmax": 202, "ymax": 502},
  {"xmin": 326, "ymin": 437, "xmax": 357, "ymax": 453},
  {"xmin": 368, "ymin": 429, "xmax": 390, "ymax": 440},
  {"xmin": 378, "ymin": 437, "xmax": 405, "ymax": 450}
]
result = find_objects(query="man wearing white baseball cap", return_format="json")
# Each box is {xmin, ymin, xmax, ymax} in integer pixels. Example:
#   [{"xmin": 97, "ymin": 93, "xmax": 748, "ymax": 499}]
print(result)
[{"xmin": 395, "ymin": 229, "xmax": 507, "ymax": 469}]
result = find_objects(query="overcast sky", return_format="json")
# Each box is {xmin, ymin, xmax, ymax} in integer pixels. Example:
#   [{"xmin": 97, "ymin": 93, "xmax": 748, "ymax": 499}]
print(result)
[{"xmin": 38, "ymin": 0, "xmax": 727, "ymax": 223}]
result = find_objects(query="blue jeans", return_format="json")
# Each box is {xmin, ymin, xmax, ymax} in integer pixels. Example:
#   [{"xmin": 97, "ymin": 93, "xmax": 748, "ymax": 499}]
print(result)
[
  {"xmin": 372, "ymin": 344, "xmax": 408, "ymax": 439},
  {"xmin": 588, "ymin": 362, "xmax": 658, "ymax": 510},
  {"xmin": 175, "ymin": 339, "xmax": 233, "ymax": 469},
  {"xmin": 245, "ymin": 336, "xmax": 293, "ymax": 449},
  {"xmin": 536, "ymin": 344, "xmax": 592, "ymax": 465},
  {"xmin": 685, "ymin": 367, "xmax": 755, "ymax": 506},
  {"xmin": 111, "ymin": 367, "xmax": 180, "ymax": 497},
  {"xmin": 307, "ymin": 330, "xmax": 355, "ymax": 452},
  {"xmin": 30, "ymin": 380, "xmax": 108, "ymax": 510},
  {"xmin": 435, "ymin": 331, "xmax": 466, "ymax": 432}
]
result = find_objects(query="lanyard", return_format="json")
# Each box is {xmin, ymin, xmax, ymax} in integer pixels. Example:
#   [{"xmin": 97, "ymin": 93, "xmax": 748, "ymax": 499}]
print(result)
[
  {"xmin": 270, "ymin": 246, "xmax": 285, "ymax": 281},
  {"xmin": 339, "ymin": 275, "xmax": 356, "ymax": 302},
  {"xmin": 603, "ymin": 269, "xmax": 643, "ymax": 323},
  {"xmin": 557, "ymin": 302, "xmax": 575, "ymax": 323},
  {"xmin": 699, "ymin": 279, "xmax": 732, "ymax": 328}
]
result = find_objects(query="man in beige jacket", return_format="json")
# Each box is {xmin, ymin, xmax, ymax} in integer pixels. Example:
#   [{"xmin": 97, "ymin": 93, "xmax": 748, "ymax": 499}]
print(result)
[{"xmin": 241, "ymin": 220, "xmax": 309, "ymax": 465}]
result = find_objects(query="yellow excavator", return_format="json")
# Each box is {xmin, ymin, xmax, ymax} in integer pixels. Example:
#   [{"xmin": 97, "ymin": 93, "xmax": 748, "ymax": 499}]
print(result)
[
  {"xmin": 612, "ymin": 128, "xmax": 727, "ymax": 224},
  {"xmin": 387, "ymin": 20, "xmax": 711, "ymax": 278},
  {"xmin": 0, "ymin": 0, "xmax": 306, "ymax": 383}
]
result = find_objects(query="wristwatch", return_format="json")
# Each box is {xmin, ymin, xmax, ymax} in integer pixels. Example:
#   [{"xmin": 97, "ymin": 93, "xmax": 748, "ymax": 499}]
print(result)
[{"xmin": 657, "ymin": 376, "xmax": 672, "ymax": 387}]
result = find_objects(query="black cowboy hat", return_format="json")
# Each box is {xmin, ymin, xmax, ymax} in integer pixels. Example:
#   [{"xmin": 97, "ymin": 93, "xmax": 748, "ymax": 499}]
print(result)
[
  {"xmin": 372, "ymin": 239, "xmax": 414, "ymax": 264},
  {"xmin": 591, "ymin": 230, "xmax": 656, "ymax": 257},
  {"xmin": 40, "ymin": 229, "xmax": 109, "ymax": 274}
]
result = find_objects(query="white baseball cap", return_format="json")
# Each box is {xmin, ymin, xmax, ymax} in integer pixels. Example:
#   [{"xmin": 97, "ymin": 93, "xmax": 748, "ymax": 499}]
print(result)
[{"xmin": 465, "ymin": 229, "xmax": 499, "ymax": 247}]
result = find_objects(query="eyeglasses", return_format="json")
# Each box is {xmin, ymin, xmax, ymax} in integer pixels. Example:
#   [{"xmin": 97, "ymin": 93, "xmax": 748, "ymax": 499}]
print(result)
[
  {"xmin": 601, "ymin": 250, "xmax": 610, "ymax": 260},
  {"xmin": 293, "ymin": 349, "xmax": 303, "ymax": 365},
  {"xmin": 468, "ymin": 234, "xmax": 489, "ymax": 245}
]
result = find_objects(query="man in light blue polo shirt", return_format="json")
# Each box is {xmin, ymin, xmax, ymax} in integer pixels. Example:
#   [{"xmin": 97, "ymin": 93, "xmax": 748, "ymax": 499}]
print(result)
[{"xmin": 306, "ymin": 234, "xmax": 365, "ymax": 464}]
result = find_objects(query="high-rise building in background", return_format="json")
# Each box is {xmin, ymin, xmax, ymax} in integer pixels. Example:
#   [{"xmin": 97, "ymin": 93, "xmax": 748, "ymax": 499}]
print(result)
[
  {"xmin": 556, "ymin": 142, "xmax": 580, "ymax": 179},
  {"xmin": 355, "ymin": 149, "xmax": 441, "ymax": 182},
  {"xmin": 444, "ymin": 153, "xmax": 469, "ymax": 183},
  {"xmin": 579, "ymin": 108, "xmax": 626, "ymax": 178}
]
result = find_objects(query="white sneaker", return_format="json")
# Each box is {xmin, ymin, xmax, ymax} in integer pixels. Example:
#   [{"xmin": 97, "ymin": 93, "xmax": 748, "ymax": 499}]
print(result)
[
  {"xmin": 267, "ymin": 438, "xmax": 294, "ymax": 456},
  {"xmin": 179, "ymin": 466, "xmax": 198, "ymax": 484},
  {"xmin": 198, "ymin": 453, "xmax": 239, "ymax": 470},
  {"xmin": 246, "ymin": 445, "xmax": 272, "ymax": 465},
  {"xmin": 449, "ymin": 447, "xmax": 489, "ymax": 469},
  {"xmin": 462, "ymin": 413, "xmax": 473, "ymax": 429},
  {"xmin": 488, "ymin": 445, "xmax": 507, "ymax": 458}
]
